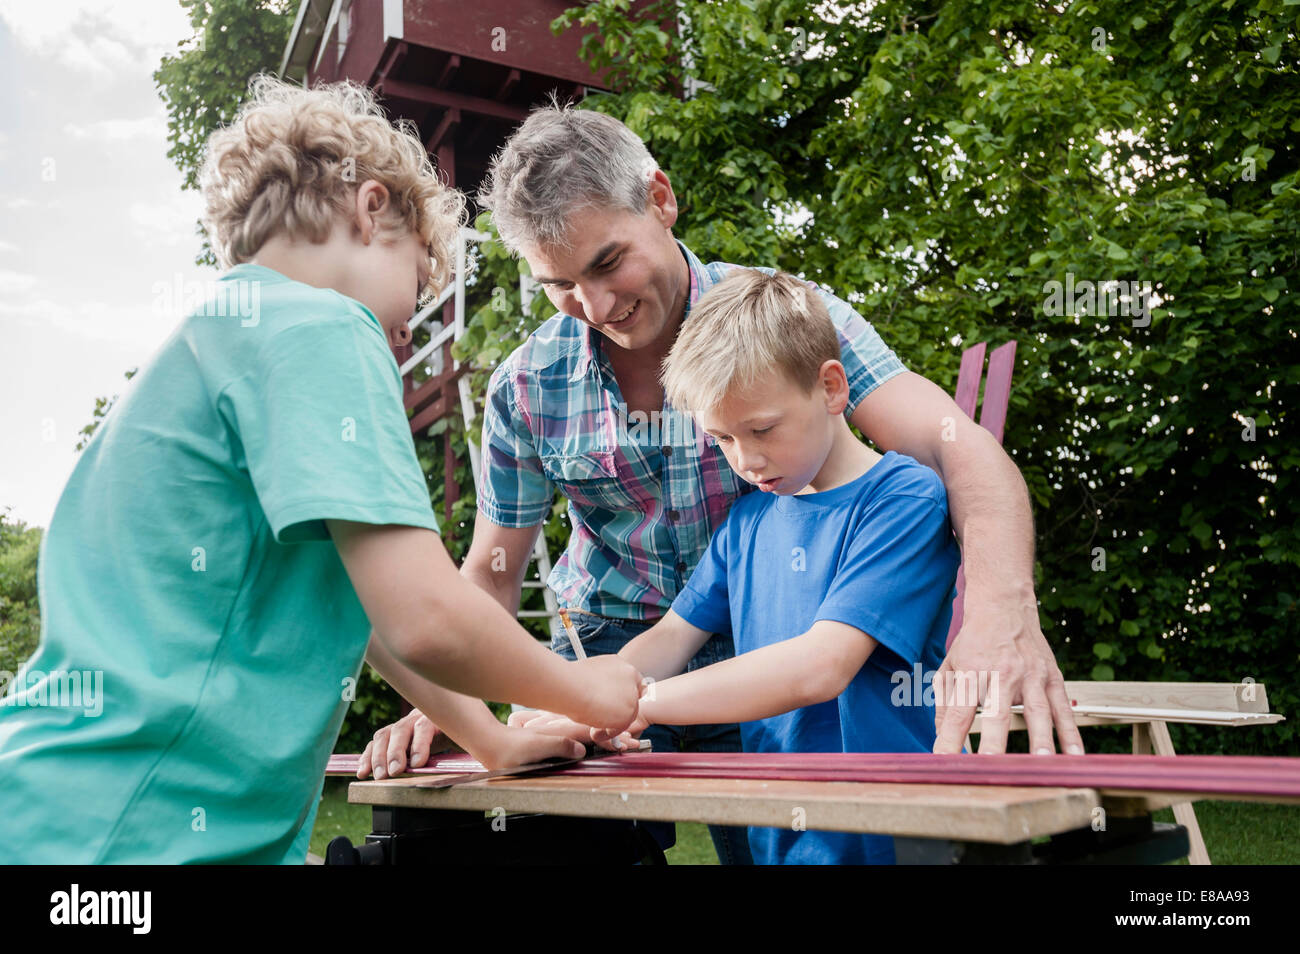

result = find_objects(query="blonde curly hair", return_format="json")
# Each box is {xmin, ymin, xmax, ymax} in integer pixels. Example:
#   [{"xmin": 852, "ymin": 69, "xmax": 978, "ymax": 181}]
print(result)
[{"xmin": 199, "ymin": 74, "xmax": 464, "ymax": 299}]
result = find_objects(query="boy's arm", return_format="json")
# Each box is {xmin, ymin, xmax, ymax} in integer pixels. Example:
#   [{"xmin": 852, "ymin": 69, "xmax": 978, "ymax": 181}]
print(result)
[
  {"xmin": 849, "ymin": 372, "xmax": 1082, "ymax": 755},
  {"xmin": 328, "ymin": 520, "xmax": 642, "ymax": 734},
  {"xmin": 359, "ymin": 633, "xmax": 584, "ymax": 774},
  {"xmin": 504, "ymin": 610, "xmax": 712, "ymax": 746},
  {"xmin": 618, "ymin": 609, "xmax": 713, "ymax": 682},
  {"xmin": 631, "ymin": 621, "xmax": 877, "ymax": 729}
]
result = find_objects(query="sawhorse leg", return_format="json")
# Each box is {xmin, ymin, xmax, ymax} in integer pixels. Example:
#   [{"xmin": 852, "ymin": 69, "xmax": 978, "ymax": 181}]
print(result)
[
  {"xmin": 1133, "ymin": 721, "xmax": 1211, "ymax": 865},
  {"xmin": 895, "ymin": 814, "xmax": 1190, "ymax": 865}
]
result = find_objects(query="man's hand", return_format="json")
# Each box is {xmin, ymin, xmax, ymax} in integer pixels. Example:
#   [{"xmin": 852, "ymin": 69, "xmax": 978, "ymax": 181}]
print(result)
[
  {"xmin": 357, "ymin": 708, "xmax": 443, "ymax": 780},
  {"xmin": 933, "ymin": 597, "xmax": 1084, "ymax": 755}
]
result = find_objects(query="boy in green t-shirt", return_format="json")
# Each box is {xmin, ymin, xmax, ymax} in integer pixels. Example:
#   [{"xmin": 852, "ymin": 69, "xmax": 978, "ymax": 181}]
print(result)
[{"xmin": 0, "ymin": 76, "xmax": 641, "ymax": 864}]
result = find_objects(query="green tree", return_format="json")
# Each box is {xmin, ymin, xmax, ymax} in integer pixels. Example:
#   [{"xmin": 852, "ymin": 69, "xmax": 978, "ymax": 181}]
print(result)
[
  {"xmin": 0, "ymin": 509, "xmax": 43, "ymax": 685},
  {"xmin": 154, "ymin": 0, "xmax": 296, "ymax": 267}
]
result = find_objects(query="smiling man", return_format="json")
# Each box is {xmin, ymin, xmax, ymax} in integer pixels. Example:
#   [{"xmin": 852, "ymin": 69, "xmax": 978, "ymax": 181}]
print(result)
[{"xmin": 364, "ymin": 103, "xmax": 1084, "ymax": 864}]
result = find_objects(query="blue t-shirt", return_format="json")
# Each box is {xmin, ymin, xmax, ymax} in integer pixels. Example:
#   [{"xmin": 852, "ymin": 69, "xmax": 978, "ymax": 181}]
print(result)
[
  {"xmin": 672, "ymin": 451, "xmax": 960, "ymax": 865},
  {"xmin": 0, "ymin": 264, "xmax": 439, "ymax": 863}
]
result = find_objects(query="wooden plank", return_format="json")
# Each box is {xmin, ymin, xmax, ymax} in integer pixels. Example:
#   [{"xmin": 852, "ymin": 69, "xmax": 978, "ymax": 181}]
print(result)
[
  {"xmin": 349, "ymin": 775, "xmax": 1100, "ymax": 844},
  {"xmin": 970, "ymin": 708, "xmax": 1283, "ymax": 733},
  {"xmin": 1062, "ymin": 681, "xmax": 1271, "ymax": 714}
]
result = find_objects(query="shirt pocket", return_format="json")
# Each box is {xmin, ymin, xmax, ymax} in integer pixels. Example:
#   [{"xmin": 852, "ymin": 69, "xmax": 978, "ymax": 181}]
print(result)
[{"xmin": 539, "ymin": 450, "xmax": 633, "ymax": 512}]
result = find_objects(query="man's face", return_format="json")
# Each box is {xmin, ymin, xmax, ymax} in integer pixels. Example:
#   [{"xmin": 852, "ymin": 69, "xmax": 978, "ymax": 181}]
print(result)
[
  {"xmin": 695, "ymin": 369, "xmax": 841, "ymax": 496},
  {"xmin": 519, "ymin": 180, "xmax": 687, "ymax": 357}
]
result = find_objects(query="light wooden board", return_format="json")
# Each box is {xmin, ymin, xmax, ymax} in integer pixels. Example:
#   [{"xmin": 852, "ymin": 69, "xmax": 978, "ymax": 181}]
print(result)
[
  {"xmin": 349, "ymin": 774, "xmax": 1105, "ymax": 843},
  {"xmin": 970, "ymin": 708, "xmax": 1283, "ymax": 733},
  {"xmin": 1061, "ymin": 681, "xmax": 1272, "ymax": 713}
]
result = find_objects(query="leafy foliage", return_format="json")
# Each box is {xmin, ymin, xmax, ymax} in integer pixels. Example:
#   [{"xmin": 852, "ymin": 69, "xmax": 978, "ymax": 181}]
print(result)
[
  {"xmin": 154, "ymin": 0, "xmax": 296, "ymax": 266},
  {"xmin": 0, "ymin": 510, "xmax": 43, "ymax": 686}
]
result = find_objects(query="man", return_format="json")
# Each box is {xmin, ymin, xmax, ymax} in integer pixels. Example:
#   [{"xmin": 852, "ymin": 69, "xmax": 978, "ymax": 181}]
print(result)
[{"xmin": 360, "ymin": 104, "xmax": 1084, "ymax": 864}]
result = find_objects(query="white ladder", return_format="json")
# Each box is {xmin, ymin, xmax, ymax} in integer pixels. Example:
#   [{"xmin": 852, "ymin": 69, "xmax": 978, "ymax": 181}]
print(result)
[{"xmin": 407, "ymin": 232, "xmax": 559, "ymax": 635}]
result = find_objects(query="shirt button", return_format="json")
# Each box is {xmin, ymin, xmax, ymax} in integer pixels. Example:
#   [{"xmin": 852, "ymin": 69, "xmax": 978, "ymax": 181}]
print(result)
[
  {"xmin": 667, "ymin": 509, "xmax": 678, "ymax": 522},
  {"xmin": 662, "ymin": 446, "xmax": 673, "ymax": 457},
  {"xmin": 676, "ymin": 562, "xmax": 688, "ymax": 575}
]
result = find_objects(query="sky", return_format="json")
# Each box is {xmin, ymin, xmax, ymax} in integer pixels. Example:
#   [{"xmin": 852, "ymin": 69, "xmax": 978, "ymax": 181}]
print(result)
[{"xmin": 0, "ymin": 0, "xmax": 217, "ymax": 529}]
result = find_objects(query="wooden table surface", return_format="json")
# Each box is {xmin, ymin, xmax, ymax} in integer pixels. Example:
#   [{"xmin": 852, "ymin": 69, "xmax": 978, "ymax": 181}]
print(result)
[{"xmin": 347, "ymin": 773, "xmax": 1230, "ymax": 844}]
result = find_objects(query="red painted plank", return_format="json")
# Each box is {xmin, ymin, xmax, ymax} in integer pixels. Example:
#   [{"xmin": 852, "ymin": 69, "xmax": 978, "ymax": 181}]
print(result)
[
  {"xmin": 551, "ymin": 752, "xmax": 1300, "ymax": 799},
  {"xmin": 330, "ymin": 751, "xmax": 1300, "ymax": 800}
]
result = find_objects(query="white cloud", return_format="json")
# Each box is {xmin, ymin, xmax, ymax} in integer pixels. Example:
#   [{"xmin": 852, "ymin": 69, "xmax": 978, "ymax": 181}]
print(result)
[
  {"xmin": 0, "ymin": 1, "xmax": 191, "ymax": 53},
  {"xmin": 0, "ymin": 296, "xmax": 177, "ymax": 350},
  {"xmin": 0, "ymin": 269, "xmax": 37, "ymax": 295},
  {"xmin": 57, "ymin": 32, "xmax": 137, "ymax": 77},
  {"xmin": 0, "ymin": 240, "xmax": 18, "ymax": 253},
  {"xmin": 127, "ymin": 190, "xmax": 207, "ymax": 249},
  {"xmin": 64, "ymin": 115, "xmax": 168, "ymax": 142}
]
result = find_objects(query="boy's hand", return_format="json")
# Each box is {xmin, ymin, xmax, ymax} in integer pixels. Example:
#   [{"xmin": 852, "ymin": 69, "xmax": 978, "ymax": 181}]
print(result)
[
  {"xmin": 591, "ymin": 711, "xmax": 651, "ymax": 747},
  {"xmin": 507, "ymin": 708, "xmax": 636, "ymax": 753},
  {"xmin": 591, "ymin": 684, "xmax": 654, "ymax": 746},
  {"xmin": 476, "ymin": 723, "xmax": 585, "ymax": 770},
  {"xmin": 357, "ymin": 708, "xmax": 443, "ymax": 780},
  {"xmin": 561, "ymin": 655, "xmax": 643, "ymax": 736}
]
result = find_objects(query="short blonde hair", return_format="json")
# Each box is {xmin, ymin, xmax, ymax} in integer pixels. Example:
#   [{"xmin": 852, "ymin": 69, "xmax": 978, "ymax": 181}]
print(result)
[
  {"xmin": 662, "ymin": 269, "xmax": 840, "ymax": 413},
  {"xmin": 199, "ymin": 74, "xmax": 465, "ymax": 297}
]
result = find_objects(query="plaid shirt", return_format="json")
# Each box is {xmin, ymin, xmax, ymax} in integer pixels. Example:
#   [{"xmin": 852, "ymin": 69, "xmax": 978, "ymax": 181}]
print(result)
[{"xmin": 478, "ymin": 241, "xmax": 908, "ymax": 621}]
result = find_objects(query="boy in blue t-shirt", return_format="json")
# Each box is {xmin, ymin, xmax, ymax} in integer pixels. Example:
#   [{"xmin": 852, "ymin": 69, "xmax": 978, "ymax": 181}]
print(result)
[
  {"xmin": 0, "ymin": 77, "xmax": 640, "ymax": 864},
  {"xmin": 545, "ymin": 267, "xmax": 961, "ymax": 864}
]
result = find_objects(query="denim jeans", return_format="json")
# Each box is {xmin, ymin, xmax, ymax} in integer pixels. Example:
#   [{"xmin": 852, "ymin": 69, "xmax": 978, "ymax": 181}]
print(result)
[{"xmin": 537, "ymin": 609, "xmax": 754, "ymax": 865}]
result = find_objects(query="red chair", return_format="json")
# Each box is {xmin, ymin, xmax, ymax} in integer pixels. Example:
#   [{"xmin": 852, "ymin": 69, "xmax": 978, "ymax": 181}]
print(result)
[{"xmin": 945, "ymin": 340, "xmax": 1017, "ymax": 651}]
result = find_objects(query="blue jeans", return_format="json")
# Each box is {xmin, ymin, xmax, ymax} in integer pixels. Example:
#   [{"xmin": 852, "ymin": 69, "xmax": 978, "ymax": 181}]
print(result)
[{"xmin": 539, "ymin": 610, "xmax": 754, "ymax": 865}]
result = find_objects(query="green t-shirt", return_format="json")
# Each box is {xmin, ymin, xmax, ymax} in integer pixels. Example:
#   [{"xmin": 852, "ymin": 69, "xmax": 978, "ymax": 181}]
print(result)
[{"xmin": 0, "ymin": 264, "xmax": 438, "ymax": 863}]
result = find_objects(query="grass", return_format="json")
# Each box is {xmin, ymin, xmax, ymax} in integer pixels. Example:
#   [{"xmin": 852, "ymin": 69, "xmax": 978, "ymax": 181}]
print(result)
[{"xmin": 310, "ymin": 779, "xmax": 1298, "ymax": 865}]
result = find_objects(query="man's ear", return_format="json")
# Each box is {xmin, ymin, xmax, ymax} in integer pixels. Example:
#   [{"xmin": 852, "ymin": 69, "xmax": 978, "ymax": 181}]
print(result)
[
  {"xmin": 821, "ymin": 359, "xmax": 851, "ymax": 415},
  {"xmin": 646, "ymin": 169, "xmax": 679, "ymax": 229}
]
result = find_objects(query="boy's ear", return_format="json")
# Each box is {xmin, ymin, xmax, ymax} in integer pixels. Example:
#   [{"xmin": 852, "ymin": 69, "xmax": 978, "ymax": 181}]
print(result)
[
  {"xmin": 354, "ymin": 180, "xmax": 393, "ymax": 242},
  {"xmin": 821, "ymin": 359, "xmax": 850, "ymax": 414}
]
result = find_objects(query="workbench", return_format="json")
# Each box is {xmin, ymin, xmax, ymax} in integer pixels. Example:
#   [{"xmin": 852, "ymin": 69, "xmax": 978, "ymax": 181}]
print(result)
[{"xmin": 326, "ymin": 752, "xmax": 1300, "ymax": 865}]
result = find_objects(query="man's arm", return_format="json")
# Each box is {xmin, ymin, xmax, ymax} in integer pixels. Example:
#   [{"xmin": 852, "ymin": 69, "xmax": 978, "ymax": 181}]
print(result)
[
  {"xmin": 626, "ymin": 620, "xmax": 876, "ymax": 729},
  {"xmin": 328, "ymin": 520, "xmax": 641, "ymax": 733},
  {"xmin": 459, "ymin": 515, "xmax": 544, "ymax": 614},
  {"xmin": 849, "ymin": 371, "xmax": 1083, "ymax": 755}
]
